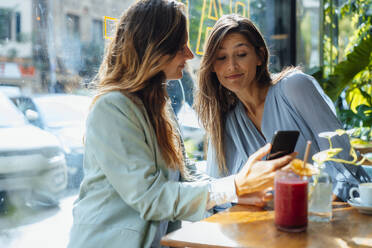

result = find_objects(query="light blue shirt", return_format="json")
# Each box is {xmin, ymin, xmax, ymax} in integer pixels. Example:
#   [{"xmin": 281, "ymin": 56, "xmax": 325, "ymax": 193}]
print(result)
[{"xmin": 68, "ymin": 91, "xmax": 209, "ymax": 248}]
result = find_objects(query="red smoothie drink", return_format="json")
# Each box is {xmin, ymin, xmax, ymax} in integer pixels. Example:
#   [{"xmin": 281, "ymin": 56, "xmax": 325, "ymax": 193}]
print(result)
[{"xmin": 274, "ymin": 170, "xmax": 308, "ymax": 232}]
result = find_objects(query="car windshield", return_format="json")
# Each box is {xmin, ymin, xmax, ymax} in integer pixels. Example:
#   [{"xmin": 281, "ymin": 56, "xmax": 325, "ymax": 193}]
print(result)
[
  {"xmin": 34, "ymin": 95, "xmax": 91, "ymax": 128},
  {"xmin": 0, "ymin": 93, "xmax": 26, "ymax": 127}
]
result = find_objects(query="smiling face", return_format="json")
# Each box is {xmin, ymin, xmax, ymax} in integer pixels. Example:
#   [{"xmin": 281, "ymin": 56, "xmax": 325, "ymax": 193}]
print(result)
[
  {"xmin": 212, "ymin": 32, "xmax": 262, "ymax": 94},
  {"xmin": 162, "ymin": 42, "xmax": 194, "ymax": 80}
]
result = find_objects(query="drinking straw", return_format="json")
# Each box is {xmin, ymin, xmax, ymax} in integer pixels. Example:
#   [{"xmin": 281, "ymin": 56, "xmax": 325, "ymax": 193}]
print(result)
[{"xmin": 303, "ymin": 141, "xmax": 312, "ymax": 169}]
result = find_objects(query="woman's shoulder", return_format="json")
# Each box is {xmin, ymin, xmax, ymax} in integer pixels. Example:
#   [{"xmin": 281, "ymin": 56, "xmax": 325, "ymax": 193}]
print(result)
[
  {"xmin": 272, "ymin": 71, "xmax": 320, "ymax": 99},
  {"xmin": 96, "ymin": 91, "xmax": 140, "ymax": 106},
  {"xmin": 276, "ymin": 71, "xmax": 316, "ymax": 90},
  {"xmin": 94, "ymin": 91, "xmax": 143, "ymax": 113},
  {"xmin": 89, "ymin": 91, "xmax": 145, "ymax": 124},
  {"xmin": 273, "ymin": 70, "xmax": 336, "ymax": 113}
]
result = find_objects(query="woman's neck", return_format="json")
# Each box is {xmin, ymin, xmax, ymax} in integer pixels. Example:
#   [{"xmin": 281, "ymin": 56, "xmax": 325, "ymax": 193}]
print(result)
[{"xmin": 236, "ymin": 82, "xmax": 269, "ymax": 117}]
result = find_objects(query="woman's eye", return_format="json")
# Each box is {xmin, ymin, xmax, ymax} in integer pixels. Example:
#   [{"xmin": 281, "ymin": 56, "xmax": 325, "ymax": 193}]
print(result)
[
  {"xmin": 216, "ymin": 56, "xmax": 226, "ymax": 61},
  {"xmin": 237, "ymin": 53, "xmax": 247, "ymax": 57}
]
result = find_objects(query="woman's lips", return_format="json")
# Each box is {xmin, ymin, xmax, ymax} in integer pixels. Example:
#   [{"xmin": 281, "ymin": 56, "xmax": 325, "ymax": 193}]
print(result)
[{"xmin": 226, "ymin": 73, "xmax": 243, "ymax": 79}]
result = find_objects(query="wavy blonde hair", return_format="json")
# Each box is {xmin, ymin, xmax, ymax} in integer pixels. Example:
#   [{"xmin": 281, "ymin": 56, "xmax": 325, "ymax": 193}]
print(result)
[
  {"xmin": 195, "ymin": 14, "xmax": 299, "ymax": 174},
  {"xmin": 91, "ymin": 0, "xmax": 187, "ymax": 173}
]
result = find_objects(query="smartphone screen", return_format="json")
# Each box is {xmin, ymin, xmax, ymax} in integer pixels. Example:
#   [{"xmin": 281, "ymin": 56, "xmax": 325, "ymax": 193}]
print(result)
[{"xmin": 266, "ymin": 130, "xmax": 299, "ymax": 160}]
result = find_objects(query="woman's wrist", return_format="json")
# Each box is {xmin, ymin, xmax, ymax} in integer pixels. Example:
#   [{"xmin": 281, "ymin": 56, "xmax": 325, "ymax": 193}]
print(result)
[{"xmin": 206, "ymin": 175, "xmax": 238, "ymax": 210}]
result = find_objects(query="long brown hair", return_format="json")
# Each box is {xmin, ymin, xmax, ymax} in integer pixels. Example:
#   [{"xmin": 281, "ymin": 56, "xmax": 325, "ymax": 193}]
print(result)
[
  {"xmin": 195, "ymin": 14, "xmax": 298, "ymax": 174},
  {"xmin": 92, "ymin": 0, "xmax": 187, "ymax": 173}
]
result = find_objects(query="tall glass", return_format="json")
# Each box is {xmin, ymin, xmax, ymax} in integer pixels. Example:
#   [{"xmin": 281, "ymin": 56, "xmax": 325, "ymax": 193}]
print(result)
[
  {"xmin": 308, "ymin": 164, "xmax": 332, "ymax": 222},
  {"xmin": 274, "ymin": 170, "xmax": 308, "ymax": 232}
]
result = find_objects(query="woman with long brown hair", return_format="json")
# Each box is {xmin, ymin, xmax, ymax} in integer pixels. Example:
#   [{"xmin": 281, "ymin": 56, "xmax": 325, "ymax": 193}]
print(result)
[
  {"xmin": 195, "ymin": 14, "xmax": 370, "ymax": 207},
  {"xmin": 67, "ymin": 2, "xmax": 297, "ymax": 247}
]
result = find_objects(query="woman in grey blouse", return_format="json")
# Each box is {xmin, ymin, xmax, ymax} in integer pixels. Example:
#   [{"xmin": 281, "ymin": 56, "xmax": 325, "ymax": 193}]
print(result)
[{"xmin": 195, "ymin": 14, "xmax": 370, "ymax": 206}]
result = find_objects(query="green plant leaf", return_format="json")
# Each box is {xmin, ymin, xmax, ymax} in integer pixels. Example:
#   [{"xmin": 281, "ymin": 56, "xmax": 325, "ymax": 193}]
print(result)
[
  {"xmin": 322, "ymin": 33, "xmax": 372, "ymax": 101},
  {"xmin": 346, "ymin": 87, "xmax": 372, "ymax": 112},
  {"xmin": 356, "ymin": 104, "xmax": 372, "ymax": 125}
]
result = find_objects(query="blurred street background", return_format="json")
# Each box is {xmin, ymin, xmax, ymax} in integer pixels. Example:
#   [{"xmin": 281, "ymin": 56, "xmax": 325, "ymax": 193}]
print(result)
[{"xmin": 1, "ymin": 0, "xmax": 371, "ymax": 247}]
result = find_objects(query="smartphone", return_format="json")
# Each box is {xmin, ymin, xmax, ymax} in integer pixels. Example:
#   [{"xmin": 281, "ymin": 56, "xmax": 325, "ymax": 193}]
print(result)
[{"xmin": 266, "ymin": 130, "xmax": 299, "ymax": 160}]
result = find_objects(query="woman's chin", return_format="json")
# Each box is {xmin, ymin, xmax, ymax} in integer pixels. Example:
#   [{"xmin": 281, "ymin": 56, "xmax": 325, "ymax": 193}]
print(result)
[{"xmin": 167, "ymin": 73, "xmax": 183, "ymax": 81}]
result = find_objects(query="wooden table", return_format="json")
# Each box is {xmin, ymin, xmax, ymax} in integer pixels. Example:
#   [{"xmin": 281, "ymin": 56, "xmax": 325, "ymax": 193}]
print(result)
[{"xmin": 161, "ymin": 203, "xmax": 372, "ymax": 248}]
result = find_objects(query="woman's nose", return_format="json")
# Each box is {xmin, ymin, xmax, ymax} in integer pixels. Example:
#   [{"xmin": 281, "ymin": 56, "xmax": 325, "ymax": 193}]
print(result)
[
  {"xmin": 227, "ymin": 58, "xmax": 237, "ymax": 71},
  {"xmin": 184, "ymin": 46, "xmax": 194, "ymax": 60}
]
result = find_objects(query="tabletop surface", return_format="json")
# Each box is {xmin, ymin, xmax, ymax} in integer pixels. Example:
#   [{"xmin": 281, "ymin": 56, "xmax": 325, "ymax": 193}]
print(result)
[{"xmin": 161, "ymin": 203, "xmax": 372, "ymax": 248}]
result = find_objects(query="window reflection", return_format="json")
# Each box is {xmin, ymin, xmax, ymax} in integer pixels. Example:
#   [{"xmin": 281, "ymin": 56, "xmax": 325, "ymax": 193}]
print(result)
[
  {"xmin": 91, "ymin": 19, "xmax": 103, "ymax": 44},
  {"xmin": 297, "ymin": 0, "xmax": 321, "ymax": 71},
  {"xmin": 0, "ymin": 9, "xmax": 12, "ymax": 41},
  {"xmin": 0, "ymin": 0, "xmax": 321, "ymax": 247},
  {"xmin": 66, "ymin": 14, "xmax": 80, "ymax": 41}
]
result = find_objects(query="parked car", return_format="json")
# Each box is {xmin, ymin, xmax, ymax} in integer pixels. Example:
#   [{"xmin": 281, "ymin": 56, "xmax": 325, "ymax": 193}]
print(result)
[
  {"xmin": 0, "ymin": 84, "xmax": 22, "ymax": 98},
  {"xmin": 10, "ymin": 94, "xmax": 92, "ymax": 188},
  {"xmin": 0, "ymin": 92, "xmax": 67, "ymax": 209}
]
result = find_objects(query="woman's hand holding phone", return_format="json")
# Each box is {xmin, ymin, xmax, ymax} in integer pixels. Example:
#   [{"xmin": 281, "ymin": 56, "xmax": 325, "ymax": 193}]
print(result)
[{"xmin": 234, "ymin": 143, "xmax": 297, "ymax": 196}]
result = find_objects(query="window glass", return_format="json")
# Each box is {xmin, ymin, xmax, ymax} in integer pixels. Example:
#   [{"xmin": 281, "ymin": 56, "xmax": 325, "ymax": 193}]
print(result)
[
  {"xmin": 0, "ymin": 8, "xmax": 12, "ymax": 41},
  {"xmin": 15, "ymin": 12, "xmax": 21, "ymax": 42},
  {"xmin": 66, "ymin": 14, "xmax": 80, "ymax": 40},
  {"xmin": 297, "ymin": 0, "xmax": 321, "ymax": 71},
  {"xmin": 92, "ymin": 19, "xmax": 103, "ymax": 43},
  {"xmin": 0, "ymin": 1, "xmax": 319, "ymax": 247},
  {"xmin": 0, "ymin": 93, "xmax": 26, "ymax": 127},
  {"xmin": 34, "ymin": 96, "xmax": 91, "ymax": 128}
]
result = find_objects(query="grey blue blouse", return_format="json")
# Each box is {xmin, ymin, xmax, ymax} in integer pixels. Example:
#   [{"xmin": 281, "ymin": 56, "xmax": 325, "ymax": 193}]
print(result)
[{"xmin": 207, "ymin": 72, "xmax": 370, "ymax": 202}]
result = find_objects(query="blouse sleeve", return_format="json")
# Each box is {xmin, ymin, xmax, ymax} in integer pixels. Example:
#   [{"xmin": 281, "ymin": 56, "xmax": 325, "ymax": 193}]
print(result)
[
  {"xmin": 206, "ymin": 130, "xmax": 239, "ymax": 212},
  {"xmin": 86, "ymin": 93, "xmax": 209, "ymax": 222},
  {"xmin": 281, "ymin": 72, "xmax": 370, "ymax": 200}
]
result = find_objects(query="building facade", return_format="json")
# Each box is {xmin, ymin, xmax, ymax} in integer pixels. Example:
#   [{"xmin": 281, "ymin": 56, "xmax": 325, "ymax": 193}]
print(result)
[
  {"xmin": 0, "ymin": 0, "xmax": 133, "ymax": 92},
  {"xmin": 0, "ymin": 0, "xmax": 322, "ymax": 93}
]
